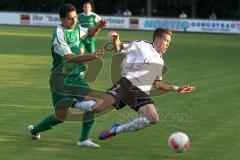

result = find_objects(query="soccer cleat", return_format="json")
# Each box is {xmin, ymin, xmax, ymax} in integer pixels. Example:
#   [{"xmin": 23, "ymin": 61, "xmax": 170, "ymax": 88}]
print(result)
[
  {"xmin": 27, "ymin": 125, "xmax": 41, "ymax": 140},
  {"xmin": 99, "ymin": 123, "xmax": 121, "ymax": 140},
  {"xmin": 77, "ymin": 139, "xmax": 100, "ymax": 148}
]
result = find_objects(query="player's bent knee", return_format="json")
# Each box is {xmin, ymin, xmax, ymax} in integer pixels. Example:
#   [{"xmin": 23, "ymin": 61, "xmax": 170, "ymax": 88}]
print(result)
[
  {"xmin": 94, "ymin": 99, "xmax": 104, "ymax": 108},
  {"xmin": 55, "ymin": 109, "xmax": 68, "ymax": 122},
  {"xmin": 151, "ymin": 117, "xmax": 159, "ymax": 124},
  {"xmin": 92, "ymin": 96, "xmax": 115, "ymax": 113},
  {"xmin": 92, "ymin": 105, "xmax": 105, "ymax": 113},
  {"xmin": 149, "ymin": 113, "xmax": 159, "ymax": 124},
  {"xmin": 54, "ymin": 115, "xmax": 66, "ymax": 122}
]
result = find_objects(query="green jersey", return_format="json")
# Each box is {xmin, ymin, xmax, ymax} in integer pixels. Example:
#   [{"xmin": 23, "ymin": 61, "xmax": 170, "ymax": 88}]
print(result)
[
  {"xmin": 78, "ymin": 12, "xmax": 101, "ymax": 29},
  {"xmin": 50, "ymin": 24, "xmax": 90, "ymax": 106},
  {"xmin": 78, "ymin": 12, "xmax": 101, "ymax": 53},
  {"xmin": 51, "ymin": 24, "xmax": 89, "ymax": 75}
]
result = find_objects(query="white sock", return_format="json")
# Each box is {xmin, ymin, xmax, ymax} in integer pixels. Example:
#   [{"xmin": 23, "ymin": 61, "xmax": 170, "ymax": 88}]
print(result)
[
  {"xmin": 115, "ymin": 117, "xmax": 151, "ymax": 133},
  {"xmin": 73, "ymin": 100, "xmax": 96, "ymax": 111}
]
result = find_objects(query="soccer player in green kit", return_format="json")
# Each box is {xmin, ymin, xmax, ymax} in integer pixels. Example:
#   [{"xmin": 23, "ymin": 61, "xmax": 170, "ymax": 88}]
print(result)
[
  {"xmin": 27, "ymin": 4, "xmax": 106, "ymax": 147},
  {"xmin": 78, "ymin": 2, "xmax": 101, "ymax": 54}
]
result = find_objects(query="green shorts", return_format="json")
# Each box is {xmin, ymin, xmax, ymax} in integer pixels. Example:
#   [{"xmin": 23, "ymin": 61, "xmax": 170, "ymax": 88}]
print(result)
[
  {"xmin": 50, "ymin": 75, "xmax": 91, "ymax": 109},
  {"xmin": 80, "ymin": 38, "xmax": 96, "ymax": 54}
]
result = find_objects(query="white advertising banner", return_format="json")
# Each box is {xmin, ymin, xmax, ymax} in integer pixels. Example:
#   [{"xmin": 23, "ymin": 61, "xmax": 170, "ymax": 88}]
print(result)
[
  {"xmin": 137, "ymin": 17, "xmax": 240, "ymax": 34},
  {"xmin": 185, "ymin": 19, "xmax": 240, "ymax": 34},
  {"xmin": 137, "ymin": 18, "xmax": 189, "ymax": 31},
  {"xmin": 0, "ymin": 12, "xmax": 240, "ymax": 34},
  {"xmin": 30, "ymin": 13, "xmax": 60, "ymax": 26},
  {"xmin": 102, "ymin": 16, "xmax": 129, "ymax": 29},
  {"xmin": 0, "ymin": 12, "xmax": 60, "ymax": 26},
  {"xmin": 0, "ymin": 12, "xmax": 20, "ymax": 25}
]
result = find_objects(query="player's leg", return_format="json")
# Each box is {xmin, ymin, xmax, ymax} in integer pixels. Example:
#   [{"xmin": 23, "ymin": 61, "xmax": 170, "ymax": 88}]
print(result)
[
  {"xmin": 28, "ymin": 70, "xmax": 76, "ymax": 139},
  {"xmin": 73, "ymin": 93, "xmax": 116, "ymax": 143},
  {"xmin": 114, "ymin": 104, "xmax": 159, "ymax": 134},
  {"xmin": 68, "ymin": 74, "xmax": 103, "ymax": 147},
  {"xmin": 28, "ymin": 97, "xmax": 72, "ymax": 140},
  {"xmin": 92, "ymin": 93, "xmax": 117, "ymax": 113},
  {"xmin": 73, "ymin": 93, "xmax": 116, "ymax": 113},
  {"xmin": 73, "ymin": 99, "xmax": 99, "ymax": 147},
  {"xmin": 99, "ymin": 104, "xmax": 158, "ymax": 140},
  {"xmin": 28, "ymin": 112, "xmax": 63, "ymax": 140},
  {"xmin": 72, "ymin": 92, "xmax": 116, "ymax": 141},
  {"xmin": 73, "ymin": 93, "xmax": 117, "ymax": 142},
  {"xmin": 99, "ymin": 78, "xmax": 158, "ymax": 140},
  {"xmin": 73, "ymin": 95, "xmax": 114, "ymax": 147},
  {"xmin": 76, "ymin": 111, "xmax": 100, "ymax": 147}
]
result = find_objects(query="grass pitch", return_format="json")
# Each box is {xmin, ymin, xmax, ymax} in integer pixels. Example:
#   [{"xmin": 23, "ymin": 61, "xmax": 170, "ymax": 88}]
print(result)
[{"xmin": 0, "ymin": 25, "xmax": 240, "ymax": 160}]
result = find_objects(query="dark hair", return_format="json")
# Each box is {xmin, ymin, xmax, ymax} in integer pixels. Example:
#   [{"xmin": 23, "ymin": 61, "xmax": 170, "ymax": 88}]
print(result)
[
  {"xmin": 83, "ymin": 2, "xmax": 92, "ymax": 6},
  {"xmin": 58, "ymin": 4, "xmax": 76, "ymax": 19},
  {"xmin": 153, "ymin": 28, "xmax": 172, "ymax": 41}
]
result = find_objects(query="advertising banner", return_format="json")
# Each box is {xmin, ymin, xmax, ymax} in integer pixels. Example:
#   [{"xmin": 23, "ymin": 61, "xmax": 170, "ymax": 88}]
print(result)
[
  {"xmin": 102, "ymin": 16, "xmax": 129, "ymax": 29},
  {"xmin": 187, "ymin": 19, "xmax": 240, "ymax": 34},
  {"xmin": 0, "ymin": 12, "xmax": 239, "ymax": 34},
  {"xmin": 138, "ymin": 17, "xmax": 240, "ymax": 34},
  {"xmin": 0, "ymin": 12, "xmax": 20, "ymax": 25},
  {"xmin": 138, "ymin": 18, "xmax": 189, "ymax": 32},
  {"xmin": 30, "ymin": 13, "xmax": 60, "ymax": 26}
]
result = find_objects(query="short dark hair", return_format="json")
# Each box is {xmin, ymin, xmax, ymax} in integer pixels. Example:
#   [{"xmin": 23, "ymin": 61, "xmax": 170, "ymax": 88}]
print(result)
[
  {"xmin": 153, "ymin": 28, "xmax": 172, "ymax": 41},
  {"xmin": 58, "ymin": 4, "xmax": 76, "ymax": 19},
  {"xmin": 83, "ymin": 2, "xmax": 92, "ymax": 6}
]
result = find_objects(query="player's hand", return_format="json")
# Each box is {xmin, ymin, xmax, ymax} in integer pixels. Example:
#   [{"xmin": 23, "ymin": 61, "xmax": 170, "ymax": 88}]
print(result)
[
  {"xmin": 97, "ymin": 20, "xmax": 107, "ymax": 29},
  {"xmin": 179, "ymin": 85, "xmax": 196, "ymax": 93},
  {"xmin": 107, "ymin": 31, "xmax": 119, "ymax": 40},
  {"xmin": 93, "ymin": 50, "xmax": 104, "ymax": 58}
]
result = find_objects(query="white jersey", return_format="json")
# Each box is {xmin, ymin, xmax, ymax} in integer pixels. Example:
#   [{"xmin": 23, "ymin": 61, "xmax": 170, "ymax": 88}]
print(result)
[{"xmin": 121, "ymin": 40, "xmax": 164, "ymax": 94}]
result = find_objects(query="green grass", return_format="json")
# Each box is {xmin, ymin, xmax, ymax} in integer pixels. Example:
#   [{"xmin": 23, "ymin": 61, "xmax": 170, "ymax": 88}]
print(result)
[{"xmin": 0, "ymin": 25, "xmax": 240, "ymax": 160}]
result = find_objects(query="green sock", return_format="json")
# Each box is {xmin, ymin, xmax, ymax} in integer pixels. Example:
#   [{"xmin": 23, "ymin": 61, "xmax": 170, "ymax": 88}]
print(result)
[
  {"xmin": 31, "ymin": 114, "xmax": 62, "ymax": 135},
  {"xmin": 79, "ymin": 112, "xmax": 95, "ymax": 141}
]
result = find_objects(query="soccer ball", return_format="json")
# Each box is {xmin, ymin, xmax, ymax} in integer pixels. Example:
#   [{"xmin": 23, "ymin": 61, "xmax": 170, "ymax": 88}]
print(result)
[{"xmin": 168, "ymin": 132, "xmax": 190, "ymax": 153}]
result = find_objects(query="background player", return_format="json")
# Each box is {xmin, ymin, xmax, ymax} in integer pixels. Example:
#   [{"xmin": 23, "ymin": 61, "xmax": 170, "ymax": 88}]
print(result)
[{"xmin": 78, "ymin": 2, "xmax": 102, "ymax": 54}]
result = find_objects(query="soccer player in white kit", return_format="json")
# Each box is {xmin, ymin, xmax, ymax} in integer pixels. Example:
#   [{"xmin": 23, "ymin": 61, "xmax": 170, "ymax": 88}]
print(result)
[{"xmin": 75, "ymin": 28, "xmax": 195, "ymax": 140}]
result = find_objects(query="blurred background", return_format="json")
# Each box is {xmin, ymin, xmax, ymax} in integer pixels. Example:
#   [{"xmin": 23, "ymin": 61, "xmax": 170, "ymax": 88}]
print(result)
[{"xmin": 0, "ymin": 0, "xmax": 239, "ymax": 20}]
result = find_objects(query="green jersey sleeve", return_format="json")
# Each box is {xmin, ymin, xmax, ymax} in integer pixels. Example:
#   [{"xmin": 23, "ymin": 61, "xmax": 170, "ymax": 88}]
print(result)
[
  {"xmin": 94, "ymin": 13, "xmax": 101, "ymax": 23},
  {"xmin": 53, "ymin": 25, "xmax": 72, "ymax": 57}
]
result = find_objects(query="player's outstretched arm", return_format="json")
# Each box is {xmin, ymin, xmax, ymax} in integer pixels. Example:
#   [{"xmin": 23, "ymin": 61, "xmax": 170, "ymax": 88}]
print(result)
[
  {"xmin": 64, "ymin": 50, "xmax": 104, "ymax": 63},
  {"xmin": 108, "ymin": 31, "xmax": 123, "ymax": 52},
  {"xmin": 154, "ymin": 80, "xmax": 195, "ymax": 93},
  {"xmin": 88, "ymin": 20, "xmax": 107, "ymax": 37}
]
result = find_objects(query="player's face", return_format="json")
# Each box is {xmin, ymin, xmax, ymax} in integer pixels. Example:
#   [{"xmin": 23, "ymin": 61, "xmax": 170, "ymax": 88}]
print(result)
[
  {"xmin": 61, "ymin": 11, "xmax": 77, "ymax": 29},
  {"xmin": 154, "ymin": 34, "xmax": 171, "ymax": 54},
  {"xmin": 83, "ymin": 4, "xmax": 92, "ymax": 13}
]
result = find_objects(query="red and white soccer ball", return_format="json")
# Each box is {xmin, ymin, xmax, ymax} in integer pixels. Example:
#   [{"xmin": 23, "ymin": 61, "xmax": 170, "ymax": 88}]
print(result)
[{"xmin": 168, "ymin": 132, "xmax": 190, "ymax": 153}]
